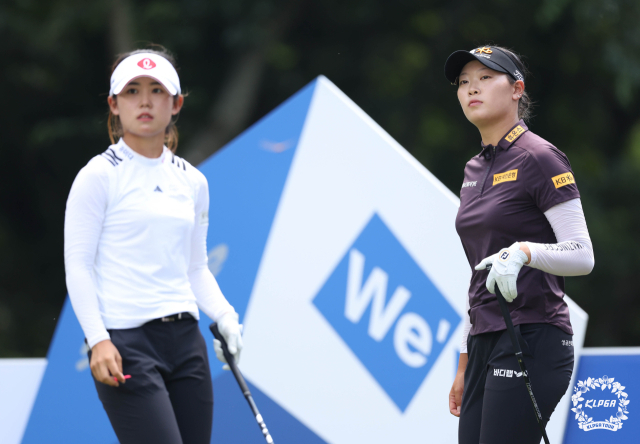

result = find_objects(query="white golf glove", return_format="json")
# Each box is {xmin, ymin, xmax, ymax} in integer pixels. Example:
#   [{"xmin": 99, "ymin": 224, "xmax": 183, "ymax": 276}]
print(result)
[
  {"xmin": 474, "ymin": 242, "xmax": 529, "ymax": 303},
  {"xmin": 213, "ymin": 312, "xmax": 243, "ymax": 370}
]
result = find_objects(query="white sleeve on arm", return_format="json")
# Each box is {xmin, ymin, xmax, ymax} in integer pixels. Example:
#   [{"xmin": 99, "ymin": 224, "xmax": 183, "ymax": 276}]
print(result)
[
  {"xmin": 64, "ymin": 159, "xmax": 111, "ymax": 348},
  {"xmin": 188, "ymin": 174, "xmax": 236, "ymax": 322},
  {"xmin": 524, "ymin": 198, "xmax": 595, "ymax": 276},
  {"xmin": 460, "ymin": 267, "xmax": 472, "ymax": 354},
  {"xmin": 460, "ymin": 293, "xmax": 471, "ymax": 354}
]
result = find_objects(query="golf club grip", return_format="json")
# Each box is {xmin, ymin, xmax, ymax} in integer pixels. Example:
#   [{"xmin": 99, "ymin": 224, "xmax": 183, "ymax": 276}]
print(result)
[
  {"xmin": 209, "ymin": 323, "xmax": 275, "ymax": 443},
  {"xmin": 485, "ymin": 265, "xmax": 523, "ymax": 357},
  {"xmin": 209, "ymin": 323, "xmax": 251, "ymax": 397},
  {"xmin": 494, "ymin": 286, "xmax": 524, "ymax": 357}
]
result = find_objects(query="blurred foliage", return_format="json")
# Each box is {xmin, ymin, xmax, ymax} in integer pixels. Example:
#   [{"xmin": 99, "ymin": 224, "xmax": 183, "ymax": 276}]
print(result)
[{"xmin": 1, "ymin": 0, "xmax": 640, "ymax": 356}]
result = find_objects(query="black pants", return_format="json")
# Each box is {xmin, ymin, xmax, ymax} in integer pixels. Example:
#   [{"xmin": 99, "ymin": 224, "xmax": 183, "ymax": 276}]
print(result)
[
  {"xmin": 459, "ymin": 323, "xmax": 574, "ymax": 444},
  {"xmin": 88, "ymin": 317, "xmax": 213, "ymax": 444}
]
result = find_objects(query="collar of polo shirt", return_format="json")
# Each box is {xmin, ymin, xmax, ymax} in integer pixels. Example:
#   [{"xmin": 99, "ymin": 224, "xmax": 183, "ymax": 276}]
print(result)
[{"xmin": 479, "ymin": 120, "xmax": 529, "ymax": 158}]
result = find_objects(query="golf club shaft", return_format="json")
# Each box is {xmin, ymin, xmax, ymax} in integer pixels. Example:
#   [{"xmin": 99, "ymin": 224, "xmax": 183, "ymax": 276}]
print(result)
[
  {"xmin": 210, "ymin": 323, "xmax": 274, "ymax": 444},
  {"xmin": 493, "ymin": 281, "xmax": 551, "ymax": 444}
]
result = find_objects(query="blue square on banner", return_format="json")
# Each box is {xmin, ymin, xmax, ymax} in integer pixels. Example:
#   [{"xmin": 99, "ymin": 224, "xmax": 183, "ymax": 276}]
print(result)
[
  {"xmin": 313, "ymin": 213, "xmax": 460, "ymax": 412},
  {"xmin": 563, "ymin": 353, "xmax": 640, "ymax": 443}
]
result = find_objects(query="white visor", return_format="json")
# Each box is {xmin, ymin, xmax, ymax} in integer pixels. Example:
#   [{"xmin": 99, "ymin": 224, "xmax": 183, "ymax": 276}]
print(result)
[{"xmin": 109, "ymin": 52, "xmax": 181, "ymax": 96}]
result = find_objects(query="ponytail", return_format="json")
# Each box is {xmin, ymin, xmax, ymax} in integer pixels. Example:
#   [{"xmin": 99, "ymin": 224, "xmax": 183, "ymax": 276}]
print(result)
[{"xmin": 490, "ymin": 45, "xmax": 535, "ymax": 121}]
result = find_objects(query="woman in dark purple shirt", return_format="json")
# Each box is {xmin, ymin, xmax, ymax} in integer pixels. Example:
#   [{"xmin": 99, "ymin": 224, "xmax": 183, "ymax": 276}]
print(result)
[{"xmin": 444, "ymin": 46, "xmax": 594, "ymax": 443}]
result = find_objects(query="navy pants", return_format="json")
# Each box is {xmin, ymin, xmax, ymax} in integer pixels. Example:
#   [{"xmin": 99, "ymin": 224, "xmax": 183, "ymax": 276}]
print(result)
[
  {"xmin": 459, "ymin": 323, "xmax": 574, "ymax": 444},
  {"xmin": 88, "ymin": 317, "xmax": 213, "ymax": 444}
]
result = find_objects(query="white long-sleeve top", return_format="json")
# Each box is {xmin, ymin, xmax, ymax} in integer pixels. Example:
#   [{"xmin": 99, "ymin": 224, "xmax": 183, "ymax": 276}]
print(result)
[
  {"xmin": 64, "ymin": 139, "xmax": 235, "ymax": 348},
  {"xmin": 460, "ymin": 198, "xmax": 594, "ymax": 352}
]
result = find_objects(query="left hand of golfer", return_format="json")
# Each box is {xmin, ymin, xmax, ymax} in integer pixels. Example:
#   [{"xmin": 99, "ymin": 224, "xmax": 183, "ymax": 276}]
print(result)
[
  {"xmin": 475, "ymin": 242, "xmax": 530, "ymax": 302},
  {"xmin": 213, "ymin": 312, "xmax": 243, "ymax": 370}
]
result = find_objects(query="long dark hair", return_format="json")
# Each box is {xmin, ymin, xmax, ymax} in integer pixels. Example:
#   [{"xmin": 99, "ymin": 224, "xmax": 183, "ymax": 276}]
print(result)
[{"xmin": 107, "ymin": 46, "xmax": 181, "ymax": 152}]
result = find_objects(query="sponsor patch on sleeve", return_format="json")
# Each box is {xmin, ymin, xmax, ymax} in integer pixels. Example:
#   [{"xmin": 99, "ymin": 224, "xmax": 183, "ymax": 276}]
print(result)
[
  {"xmin": 551, "ymin": 172, "xmax": 575, "ymax": 189},
  {"xmin": 504, "ymin": 125, "xmax": 525, "ymax": 143},
  {"xmin": 493, "ymin": 169, "xmax": 518, "ymax": 186}
]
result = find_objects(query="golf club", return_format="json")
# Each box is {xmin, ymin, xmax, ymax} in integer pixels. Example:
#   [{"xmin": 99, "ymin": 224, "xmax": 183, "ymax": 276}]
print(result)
[
  {"xmin": 489, "ymin": 265, "xmax": 551, "ymax": 444},
  {"xmin": 210, "ymin": 322, "xmax": 274, "ymax": 444}
]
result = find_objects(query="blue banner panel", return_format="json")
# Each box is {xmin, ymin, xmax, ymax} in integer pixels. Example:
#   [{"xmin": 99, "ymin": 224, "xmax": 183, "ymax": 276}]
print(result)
[
  {"xmin": 563, "ymin": 350, "xmax": 639, "ymax": 443},
  {"xmin": 212, "ymin": 372, "xmax": 325, "ymax": 443},
  {"xmin": 199, "ymin": 79, "xmax": 318, "ymax": 323},
  {"xmin": 22, "ymin": 299, "xmax": 118, "ymax": 444}
]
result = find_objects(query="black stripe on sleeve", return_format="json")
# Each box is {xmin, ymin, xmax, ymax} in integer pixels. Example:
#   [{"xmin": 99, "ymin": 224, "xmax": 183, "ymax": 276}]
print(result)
[
  {"xmin": 109, "ymin": 148, "xmax": 123, "ymax": 162},
  {"xmin": 101, "ymin": 148, "xmax": 124, "ymax": 166},
  {"xmin": 101, "ymin": 153, "xmax": 117, "ymax": 166}
]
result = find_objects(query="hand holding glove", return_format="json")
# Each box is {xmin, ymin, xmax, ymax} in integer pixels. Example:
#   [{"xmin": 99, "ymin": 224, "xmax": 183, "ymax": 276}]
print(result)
[
  {"xmin": 213, "ymin": 312, "xmax": 243, "ymax": 370},
  {"xmin": 475, "ymin": 242, "xmax": 529, "ymax": 303}
]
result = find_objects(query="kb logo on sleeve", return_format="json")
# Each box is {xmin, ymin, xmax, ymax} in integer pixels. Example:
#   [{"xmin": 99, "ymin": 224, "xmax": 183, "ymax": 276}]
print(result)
[
  {"xmin": 313, "ymin": 214, "xmax": 460, "ymax": 412},
  {"xmin": 552, "ymin": 172, "xmax": 575, "ymax": 189}
]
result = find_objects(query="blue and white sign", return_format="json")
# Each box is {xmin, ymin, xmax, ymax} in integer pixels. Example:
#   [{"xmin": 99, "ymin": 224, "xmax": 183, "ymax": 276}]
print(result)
[
  {"xmin": 238, "ymin": 77, "xmax": 469, "ymax": 443},
  {"xmin": 570, "ymin": 375, "xmax": 629, "ymax": 431},
  {"xmin": 313, "ymin": 213, "xmax": 460, "ymax": 411},
  {"xmin": 563, "ymin": 348, "xmax": 640, "ymax": 443}
]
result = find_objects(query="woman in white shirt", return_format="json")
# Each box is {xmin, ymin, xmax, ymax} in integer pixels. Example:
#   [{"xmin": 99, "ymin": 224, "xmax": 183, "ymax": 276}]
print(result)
[{"xmin": 64, "ymin": 48, "xmax": 241, "ymax": 444}]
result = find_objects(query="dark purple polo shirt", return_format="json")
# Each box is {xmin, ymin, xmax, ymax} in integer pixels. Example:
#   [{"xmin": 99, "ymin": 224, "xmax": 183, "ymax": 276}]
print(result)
[{"xmin": 455, "ymin": 120, "xmax": 580, "ymax": 336}]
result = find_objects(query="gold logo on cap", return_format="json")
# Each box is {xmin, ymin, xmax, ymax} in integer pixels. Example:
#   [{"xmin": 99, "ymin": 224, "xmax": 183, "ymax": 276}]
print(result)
[
  {"xmin": 475, "ymin": 47, "xmax": 493, "ymax": 55},
  {"xmin": 505, "ymin": 125, "xmax": 525, "ymax": 143},
  {"xmin": 493, "ymin": 169, "xmax": 518, "ymax": 186}
]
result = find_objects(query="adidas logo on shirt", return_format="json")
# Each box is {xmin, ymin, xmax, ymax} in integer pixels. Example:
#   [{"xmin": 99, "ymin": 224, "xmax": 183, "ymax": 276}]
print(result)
[{"xmin": 154, "ymin": 186, "xmax": 163, "ymax": 192}]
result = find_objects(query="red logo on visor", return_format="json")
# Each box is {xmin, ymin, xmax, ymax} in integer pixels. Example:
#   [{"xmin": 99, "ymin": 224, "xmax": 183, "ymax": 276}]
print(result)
[{"xmin": 137, "ymin": 58, "xmax": 156, "ymax": 70}]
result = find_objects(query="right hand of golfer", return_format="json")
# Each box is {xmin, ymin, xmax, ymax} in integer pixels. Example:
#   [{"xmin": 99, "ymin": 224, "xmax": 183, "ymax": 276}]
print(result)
[
  {"xmin": 449, "ymin": 371, "xmax": 465, "ymax": 417},
  {"xmin": 475, "ymin": 242, "xmax": 529, "ymax": 302},
  {"xmin": 213, "ymin": 312, "xmax": 243, "ymax": 370},
  {"xmin": 90, "ymin": 339, "xmax": 125, "ymax": 387}
]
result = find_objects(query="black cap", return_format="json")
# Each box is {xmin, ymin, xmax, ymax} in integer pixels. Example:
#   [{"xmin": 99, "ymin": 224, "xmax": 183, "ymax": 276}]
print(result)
[{"xmin": 444, "ymin": 46, "xmax": 524, "ymax": 84}]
